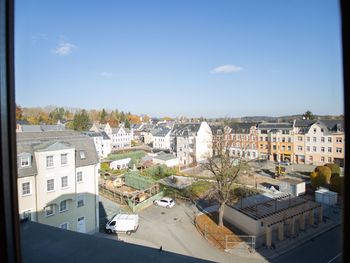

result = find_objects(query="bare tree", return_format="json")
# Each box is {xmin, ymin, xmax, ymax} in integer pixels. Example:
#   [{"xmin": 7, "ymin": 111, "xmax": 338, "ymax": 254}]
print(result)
[{"xmin": 201, "ymin": 123, "xmax": 248, "ymax": 227}]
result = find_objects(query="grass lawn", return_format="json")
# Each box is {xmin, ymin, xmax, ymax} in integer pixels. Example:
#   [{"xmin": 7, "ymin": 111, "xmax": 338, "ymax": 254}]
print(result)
[{"xmin": 108, "ymin": 150, "xmax": 146, "ymax": 163}]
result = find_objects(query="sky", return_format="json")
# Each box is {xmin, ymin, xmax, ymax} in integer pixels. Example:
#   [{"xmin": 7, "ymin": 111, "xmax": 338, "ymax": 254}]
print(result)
[{"xmin": 15, "ymin": 0, "xmax": 343, "ymax": 118}]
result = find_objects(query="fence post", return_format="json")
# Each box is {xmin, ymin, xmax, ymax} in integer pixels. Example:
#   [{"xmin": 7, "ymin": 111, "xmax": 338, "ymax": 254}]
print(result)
[{"xmin": 225, "ymin": 235, "xmax": 228, "ymax": 249}]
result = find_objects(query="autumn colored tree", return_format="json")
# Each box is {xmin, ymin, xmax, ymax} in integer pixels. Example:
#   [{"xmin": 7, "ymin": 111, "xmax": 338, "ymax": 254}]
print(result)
[
  {"xmin": 324, "ymin": 163, "xmax": 340, "ymax": 176},
  {"xmin": 16, "ymin": 105, "xmax": 23, "ymax": 120},
  {"xmin": 128, "ymin": 114, "xmax": 141, "ymax": 124},
  {"xmin": 142, "ymin": 115, "xmax": 150, "ymax": 123},
  {"xmin": 88, "ymin": 109, "xmax": 100, "ymax": 122},
  {"xmin": 107, "ymin": 111, "xmax": 119, "ymax": 127},
  {"xmin": 310, "ymin": 166, "xmax": 332, "ymax": 188}
]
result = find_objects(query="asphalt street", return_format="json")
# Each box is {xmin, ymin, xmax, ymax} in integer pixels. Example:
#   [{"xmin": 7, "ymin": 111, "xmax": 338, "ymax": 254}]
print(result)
[{"xmin": 271, "ymin": 225, "xmax": 342, "ymax": 263}]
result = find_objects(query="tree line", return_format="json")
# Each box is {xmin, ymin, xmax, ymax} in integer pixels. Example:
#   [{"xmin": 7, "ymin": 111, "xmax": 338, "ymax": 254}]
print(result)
[{"xmin": 16, "ymin": 105, "xmax": 150, "ymax": 131}]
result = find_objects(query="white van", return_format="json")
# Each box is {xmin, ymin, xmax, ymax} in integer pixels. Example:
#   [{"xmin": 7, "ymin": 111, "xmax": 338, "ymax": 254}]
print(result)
[{"xmin": 105, "ymin": 214, "xmax": 139, "ymax": 235}]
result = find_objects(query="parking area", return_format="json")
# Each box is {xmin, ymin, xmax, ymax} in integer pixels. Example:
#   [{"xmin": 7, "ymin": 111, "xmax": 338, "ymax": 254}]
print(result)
[{"xmin": 97, "ymin": 198, "xmax": 265, "ymax": 263}]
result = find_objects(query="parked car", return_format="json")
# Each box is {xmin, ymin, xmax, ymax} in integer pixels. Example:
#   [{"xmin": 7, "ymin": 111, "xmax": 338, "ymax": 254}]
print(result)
[
  {"xmin": 279, "ymin": 161, "xmax": 291, "ymax": 166},
  {"xmin": 105, "ymin": 213, "xmax": 139, "ymax": 235},
  {"xmin": 153, "ymin": 197, "xmax": 175, "ymax": 208}
]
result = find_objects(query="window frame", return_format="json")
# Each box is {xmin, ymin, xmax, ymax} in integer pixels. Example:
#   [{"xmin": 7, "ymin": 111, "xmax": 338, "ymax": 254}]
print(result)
[
  {"xmin": 46, "ymin": 155, "xmax": 54, "ymax": 168},
  {"xmin": 59, "ymin": 200, "xmax": 68, "ymax": 213},
  {"xmin": 77, "ymin": 171, "xmax": 83, "ymax": 183},
  {"xmin": 46, "ymin": 178, "xmax": 55, "ymax": 192},
  {"xmin": 61, "ymin": 176, "xmax": 69, "ymax": 189},
  {"xmin": 21, "ymin": 181, "xmax": 31, "ymax": 196},
  {"xmin": 61, "ymin": 153, "xmax": 68, "ymax": 165},
  {"xmin": 45, "ymin": 205, "xmax": 55, "ymax": 217}
]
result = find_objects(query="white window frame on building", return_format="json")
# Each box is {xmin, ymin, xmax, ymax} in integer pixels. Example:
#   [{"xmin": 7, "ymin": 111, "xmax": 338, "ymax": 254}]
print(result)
[
  {"xmin": 61, "ymin": 153, "xmax": 68, "ymax": 165},
  {"xmin": 59, "ymin": 200, "xmax": 68, "ymax": 213},
  {"xmin": 59, "ymin": 222, "xmax": 69, "ymax": 230},
  {"xmin": 77, "ymin": 194, "xmax": 85, "ymax": 208},
  {"xmin": 22, "ymin": 209, "xmax": 32, "ymax": 221},
  {"xmin": 61, "ymin": 176, "xmax": 68, "ymax": 188},
  {"xmin": 77, "ymin": 171, "xmax": 83, "ymax": 183},
  {"xmin": 46, "ymin": 178, "xmax": 55, "ymax": 192},
  {"xmin": 21, "ymin": 181, "xmax": 31, "ymax": 196},
  {"xmin": 79, "ymin": 151, "xmax": 86, "ymax": 159},
  {"xmin": 46, "ymin": 155, "xmax": 54, "ymax": 168},
  {"xmin": 45, "ymin": 204, "xmax": 55, "ymax": 217},
  {"xmin": 20, "ymin": 156, "xmax": 30, "ymax": 167}
]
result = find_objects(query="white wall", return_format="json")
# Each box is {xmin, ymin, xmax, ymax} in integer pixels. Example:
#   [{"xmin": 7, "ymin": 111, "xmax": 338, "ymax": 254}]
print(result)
[
  {"xmin": 196, "ymin": 122, "xmax": 213, "ymax": 162},
  {"xmin": 224, "ymin": 204, "xmax": 262, "ymax": 236}
]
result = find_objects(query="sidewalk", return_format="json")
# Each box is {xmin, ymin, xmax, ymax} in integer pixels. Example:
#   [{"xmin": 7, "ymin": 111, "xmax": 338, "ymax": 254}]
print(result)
[{"xmin": 227, "ymin": 204, "xmax": 341, "ymax": 261}]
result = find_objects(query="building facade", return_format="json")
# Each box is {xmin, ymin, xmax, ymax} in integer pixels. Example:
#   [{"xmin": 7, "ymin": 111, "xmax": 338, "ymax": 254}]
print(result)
[
  {"xmin": 229, "ymin": 122, "xmax": 259, "ymax": 159},
  {"xmin": 84, "ymin": 131, "xmax": 112, "ymax": 159},
  {"xmin": 153, "ymin": 128, "xmax": 171, "ymax": 150},
  {"xmin": 171, "ymin": 122, "xmax": 212, "ymax": 166},
  {"xmin": 17, "ymin": 131, "xmax": 100, "ymax": 234},
  {"xmin": 257, "ymin": 123, "xmax": 294, "ymax": 162}
]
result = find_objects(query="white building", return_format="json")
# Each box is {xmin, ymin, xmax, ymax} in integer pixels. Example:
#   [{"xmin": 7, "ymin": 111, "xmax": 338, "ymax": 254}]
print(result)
[
  {"xmin": 109, "ymin": 126, "xmax": 133, "ymax": 150},
  {"xmin": 152, "ymin": 152, "xmax": 179, "ymax": 167},
  {"xmin": 110, "ymin": 158, "xmax": 131, "ymax": 170},
  {"xmin": 152, "ymin": 128, "xmax": 171, "ymax": 150},
  {"xmin": 90, "ymin": 122, "xmax": 133, "ymax": 150},
  {"xmin": 171, "ymin": 122, "xmax": 212, "ymax": 166},
  {"xmin": 17, "ymin": 131, "xmax": 100, "ymax": 234},
  {"xmin": 84, "ymin": 131, "xmax": 112, "ymax": 159}
]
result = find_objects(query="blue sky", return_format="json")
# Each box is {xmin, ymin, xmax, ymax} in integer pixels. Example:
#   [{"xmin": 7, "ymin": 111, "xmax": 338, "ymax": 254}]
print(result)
[{"xmin": 15, "ymin": 0, "xmax": 343, "ymax": 118}]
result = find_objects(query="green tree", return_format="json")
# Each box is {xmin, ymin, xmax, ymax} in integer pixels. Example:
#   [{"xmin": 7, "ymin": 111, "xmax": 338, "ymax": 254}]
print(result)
[
  {"xmin": 324, "ymin": 163, "xmax": 340, "ymax": 176},
  {"xmin": 310, "ymin": 166, "xmax": 332, "ymax": 188},
  {"xmin": 73, "ymin": 110, "xmax": 91, "ymax": 131},
  {"xmin": 124, "ymin": 119, "xmax": 131, "ymax": 129},
  {"xmin": 302, "ymin": 110, "xmax": 315, "ymax": 120},
  {"xmin": 120, "ymin": 111, "xmax": 126, "ymax": 122},
  {"xmin": 329, "ymin": 174, "xmax": 344, "ymax": 194},
  {"xmin": 100, "ymin": 108, "xmax": 107, "ymax": 123}
]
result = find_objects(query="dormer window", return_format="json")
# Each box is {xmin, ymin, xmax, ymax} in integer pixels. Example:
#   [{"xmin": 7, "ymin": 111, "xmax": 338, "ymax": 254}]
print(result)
[
  {"xmin": 79, "ymin": 151, "xmax": 86, "ymax": 159},
  {"xmin": 20, "ymin": 156, "xmax": 31, "ymax": 167}
]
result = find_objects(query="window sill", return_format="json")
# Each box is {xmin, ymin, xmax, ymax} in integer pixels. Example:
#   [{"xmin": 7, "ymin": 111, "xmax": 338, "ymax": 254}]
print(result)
[
  {"xmin": 45, "ymin": 213, "xmax": 55, "ymax": 218},
  {"xmin": 21, "ymin": 193, "xmax": 32, "ymax": 197}
]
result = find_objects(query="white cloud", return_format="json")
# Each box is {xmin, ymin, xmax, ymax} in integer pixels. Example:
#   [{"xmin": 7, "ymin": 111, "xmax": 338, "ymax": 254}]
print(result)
[
  {"xmin": 100, "ymin": 72, "xmax": 113, "ymax": 77},
  {"xmin": 210, "ymin": 64, "xmax": 243, "ymax": 74},
  {"xmin": 52, "ymin": 41, "xmax": 77, "ymax": 56}
]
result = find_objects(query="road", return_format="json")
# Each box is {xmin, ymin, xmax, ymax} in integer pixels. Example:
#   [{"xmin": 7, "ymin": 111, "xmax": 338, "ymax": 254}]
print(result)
[
  {"xmin": 98, "ymin": 199, "xmax": 267, "ymax": 263},
  {"xmin": 271, "ymin": 225, "xmax": 342, "ymax": 263}
]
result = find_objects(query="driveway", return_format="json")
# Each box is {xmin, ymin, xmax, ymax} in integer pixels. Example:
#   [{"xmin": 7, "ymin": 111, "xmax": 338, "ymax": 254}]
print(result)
[{"xmin": 97, "ymin": 200, "xmax": 267, "ymax": 263}]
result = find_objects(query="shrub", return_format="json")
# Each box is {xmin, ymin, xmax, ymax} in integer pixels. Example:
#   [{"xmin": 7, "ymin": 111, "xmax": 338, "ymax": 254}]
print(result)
[
  {"xmin": 311, "ymin": 166, "xmax": 332, "ymax": 188},
  {"xmin": 100, "ymin": 162, "xmax": 110, "ymax": 171},
  {"xmin": 329, "ymin": 174, "xmax": 344, "ymax": 194},
  {"xmin": 325, "ymin": 163, "xmax": 341, "ymax": 176}
]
